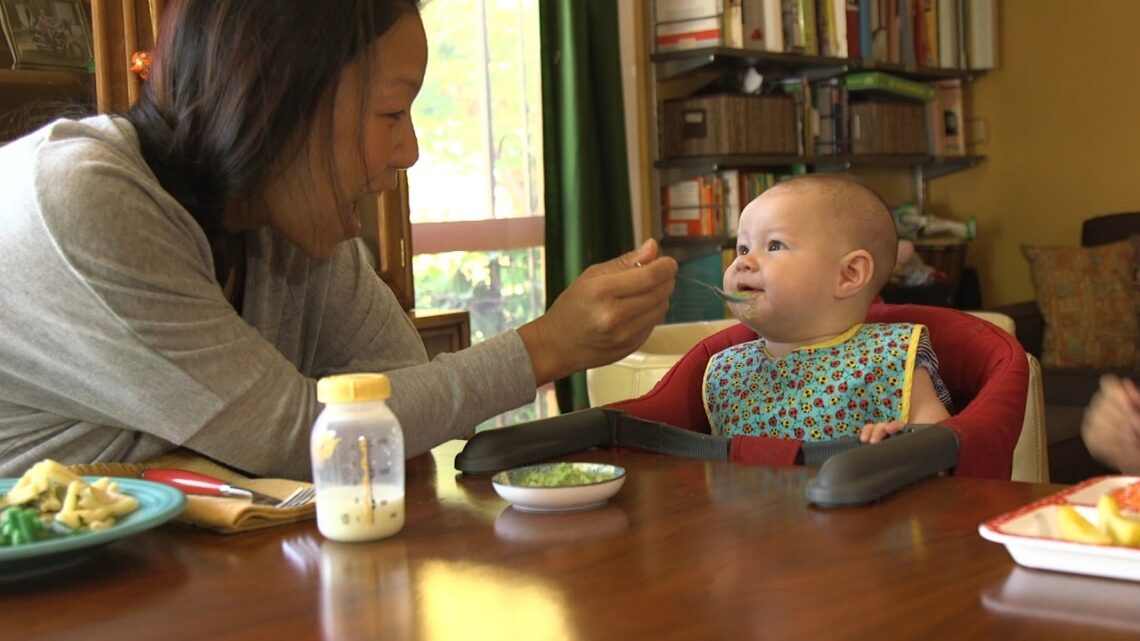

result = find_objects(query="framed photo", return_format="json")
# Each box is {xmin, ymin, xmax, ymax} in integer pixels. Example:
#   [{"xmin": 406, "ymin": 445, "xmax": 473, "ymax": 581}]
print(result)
[{"xmin": 0, "ymin": 0, "xmax": 92, "ymax": 71}]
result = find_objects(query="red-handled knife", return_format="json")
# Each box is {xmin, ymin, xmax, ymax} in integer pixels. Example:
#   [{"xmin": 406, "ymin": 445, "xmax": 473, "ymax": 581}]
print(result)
[{"xmin": 141, "ymin": 469, "xmax": 282, "ymax": 505}]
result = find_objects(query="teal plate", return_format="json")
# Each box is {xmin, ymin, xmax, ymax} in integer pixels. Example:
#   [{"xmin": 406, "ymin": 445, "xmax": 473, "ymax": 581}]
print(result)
[{"xmin": 0, "ymin": 477, "xmax": 186, "ymax": 581}]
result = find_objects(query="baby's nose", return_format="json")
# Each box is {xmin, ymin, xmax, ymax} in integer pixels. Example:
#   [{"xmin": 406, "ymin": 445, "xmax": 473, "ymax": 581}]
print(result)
[{"xmin": 733, "ymin": 254, "xmax": 757, "ymax": 271}]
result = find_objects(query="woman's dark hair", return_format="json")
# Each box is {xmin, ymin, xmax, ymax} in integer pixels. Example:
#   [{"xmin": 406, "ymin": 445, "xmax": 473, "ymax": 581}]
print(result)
[{"xmin": 125, "ymin": 0, "xmax": 420, "ymax": 284}]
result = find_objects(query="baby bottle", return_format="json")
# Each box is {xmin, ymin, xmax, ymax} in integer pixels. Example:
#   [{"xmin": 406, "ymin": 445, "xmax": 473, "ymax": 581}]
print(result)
[{"xmin": 311, "ymin": 373, "xmax": 405, "ymax": 542}]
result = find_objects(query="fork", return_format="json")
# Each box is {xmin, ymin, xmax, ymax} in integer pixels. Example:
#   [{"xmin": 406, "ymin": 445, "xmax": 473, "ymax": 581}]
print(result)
[
  {"xmin": 277, "ymin": 486, "xmax": 316, "ymax": 509},
  {"xmin": 142, "ymin": 469, "xmax": 315, "ymax": 508},
  {"xmin": 675, "ymin": 272, "xmax": 751, "ymax": 303}
]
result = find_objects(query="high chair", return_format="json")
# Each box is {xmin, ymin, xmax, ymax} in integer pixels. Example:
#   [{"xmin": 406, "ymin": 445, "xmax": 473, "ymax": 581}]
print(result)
[{"xmin": 587, "ymin": 304, "xmax": 1047, "ymax": 482}]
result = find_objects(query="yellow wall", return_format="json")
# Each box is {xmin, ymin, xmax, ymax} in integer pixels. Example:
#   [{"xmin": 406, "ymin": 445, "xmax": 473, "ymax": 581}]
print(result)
[{"xmin": 928, "ymin": 0, "xmax": 1140, "ymax": 305}]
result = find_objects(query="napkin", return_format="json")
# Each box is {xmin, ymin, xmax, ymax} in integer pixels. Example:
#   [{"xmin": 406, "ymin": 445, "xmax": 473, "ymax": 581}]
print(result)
[{"xmin": 68, "ymin": 449, "xmax": 315, "ymax": 534}]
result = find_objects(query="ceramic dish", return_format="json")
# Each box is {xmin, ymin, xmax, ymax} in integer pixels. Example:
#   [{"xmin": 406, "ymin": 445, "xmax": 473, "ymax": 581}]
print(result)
[
  {"xmin": 491, "ymin": 462, "xmax": 626, "ymax": 513},
  {"xmin": 0, "ymin": 477, "xmax": 186, "ymax": 581},
  {"xmin": 978, "ymin": 475, "xmax": 1140, "ymax": 582}
]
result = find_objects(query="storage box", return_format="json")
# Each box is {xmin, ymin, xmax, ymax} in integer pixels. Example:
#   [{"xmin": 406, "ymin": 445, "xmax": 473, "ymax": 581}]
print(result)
[
  {"xmin": 660, "ymin": 94, "xmax": 797, "ymax": 158},
  {"xmin": 849, "ymin": 100, "xmax": 928, "ymax": 154}
]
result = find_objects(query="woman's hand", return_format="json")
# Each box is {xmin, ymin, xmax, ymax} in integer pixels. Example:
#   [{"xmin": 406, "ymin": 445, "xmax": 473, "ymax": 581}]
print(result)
[
  {"xmin": 1082, "ymin": 374, "xmax": 1140, "ymax": 474},
  {"xmin": 518, "ymin": 239, "xmax": 677, "ymax": 386}
]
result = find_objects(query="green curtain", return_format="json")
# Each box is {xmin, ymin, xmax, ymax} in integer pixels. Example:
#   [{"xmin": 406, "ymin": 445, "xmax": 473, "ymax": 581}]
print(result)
[{"xmin": 540, "ymin": 0, "xmax": 634, "ymax": 412}]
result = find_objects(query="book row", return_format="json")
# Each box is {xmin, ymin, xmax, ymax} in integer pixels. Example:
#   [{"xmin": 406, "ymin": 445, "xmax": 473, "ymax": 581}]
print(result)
[
  {"xmin": 661, "ymin": 170, "xmax": 795, "ymax": 238},
  {"xmin": 654, "ymin": 0, "xmax": 997, "ymax": 70}
]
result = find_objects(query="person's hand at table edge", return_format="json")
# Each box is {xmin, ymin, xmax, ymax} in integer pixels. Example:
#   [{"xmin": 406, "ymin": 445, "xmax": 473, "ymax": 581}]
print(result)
[
  {"xmin": 518, "ymin": 239, "xmax": 677, "ymax": 386},
  {"xmin": 1082, "ymin": 374, "xmax": 1140, "ymax": 475}
]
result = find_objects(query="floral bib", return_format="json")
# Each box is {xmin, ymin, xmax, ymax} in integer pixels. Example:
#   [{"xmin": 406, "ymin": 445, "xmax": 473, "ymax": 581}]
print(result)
[{"xmin": 702, "ymin": 323, "xmax": 926, "ymax": 441}]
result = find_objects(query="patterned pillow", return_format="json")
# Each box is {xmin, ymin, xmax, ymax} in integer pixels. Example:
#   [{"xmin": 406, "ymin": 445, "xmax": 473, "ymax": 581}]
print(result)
[{"xmin": 1022, "ymin": 239, "xmax": 1138, "ymax": 368}]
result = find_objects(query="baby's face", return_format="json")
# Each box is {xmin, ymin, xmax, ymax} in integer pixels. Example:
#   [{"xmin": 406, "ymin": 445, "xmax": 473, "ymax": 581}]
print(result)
[{"xmin": 724, "ymin": 188, "xmax": 846, "ymax": 339}]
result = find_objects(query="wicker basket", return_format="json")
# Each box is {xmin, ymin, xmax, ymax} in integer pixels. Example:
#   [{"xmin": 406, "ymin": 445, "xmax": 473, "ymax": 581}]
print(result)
[
  {"xmin": 660, "ymin": 94, "xmax": 797, "ymax": 158},
  {"xmin": 849, "ymin": 100, "xmax": 927, "ymax": 154}
]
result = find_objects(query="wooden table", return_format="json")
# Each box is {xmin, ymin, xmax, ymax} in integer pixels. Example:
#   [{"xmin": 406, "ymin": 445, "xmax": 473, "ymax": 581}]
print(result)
[{"xmin": 5, "ymin": 442, "xmax": 1140, "ymax": 641}]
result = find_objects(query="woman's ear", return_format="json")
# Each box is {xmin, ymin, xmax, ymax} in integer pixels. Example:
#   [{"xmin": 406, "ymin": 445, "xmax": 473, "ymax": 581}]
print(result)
[{"xmin": 835, "ymin": 249, "xmax": 874, "ymax": 299}]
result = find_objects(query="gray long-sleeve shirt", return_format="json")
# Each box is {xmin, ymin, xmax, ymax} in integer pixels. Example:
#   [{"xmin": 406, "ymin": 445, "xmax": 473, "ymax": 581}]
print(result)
[{"xmin": 0, "ymin": 116, "xmax": 536, "ymax": 479}]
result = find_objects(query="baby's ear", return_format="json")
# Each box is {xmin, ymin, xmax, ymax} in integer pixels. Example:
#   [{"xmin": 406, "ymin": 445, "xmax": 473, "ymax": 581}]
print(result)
[{"xmin": 835, "ymin": 250, "xmax": 874, "ymax": 299}]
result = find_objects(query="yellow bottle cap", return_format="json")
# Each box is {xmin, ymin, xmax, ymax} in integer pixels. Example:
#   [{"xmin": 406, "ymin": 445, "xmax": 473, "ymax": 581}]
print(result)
[{"xmin": 317, "ymin": 373, "xmax": 391, "ymax": 403}]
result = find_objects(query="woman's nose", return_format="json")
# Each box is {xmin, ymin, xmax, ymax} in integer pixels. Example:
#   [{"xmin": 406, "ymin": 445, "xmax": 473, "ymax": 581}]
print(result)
[{"xmin": 392, "ymin": 116, "xmax": 420, "ymax": 169}]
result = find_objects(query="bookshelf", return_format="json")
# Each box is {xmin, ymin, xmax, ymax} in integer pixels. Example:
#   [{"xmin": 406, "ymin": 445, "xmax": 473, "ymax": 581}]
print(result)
[{"xmin": 647, "ymin": 44, "xmax": 985, "ymax": 254}]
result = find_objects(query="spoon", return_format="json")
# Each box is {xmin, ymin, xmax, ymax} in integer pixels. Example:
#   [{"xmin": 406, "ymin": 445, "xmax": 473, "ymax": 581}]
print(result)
[{"xmin": 675, "ymin": 273, "xmax": 751, "ymax": 303}]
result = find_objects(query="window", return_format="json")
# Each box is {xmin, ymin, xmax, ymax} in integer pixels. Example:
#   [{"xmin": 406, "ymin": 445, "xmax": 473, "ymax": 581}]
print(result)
[{"xmin": 408, "ymin": 0, "xmax": 554, "ymax": 427}]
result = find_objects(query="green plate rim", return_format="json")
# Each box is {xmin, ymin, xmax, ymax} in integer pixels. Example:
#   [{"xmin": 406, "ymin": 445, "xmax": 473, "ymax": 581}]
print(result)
[{"xmin": 0, "ymin": 476, "xmax": 186, "ymax": 562}]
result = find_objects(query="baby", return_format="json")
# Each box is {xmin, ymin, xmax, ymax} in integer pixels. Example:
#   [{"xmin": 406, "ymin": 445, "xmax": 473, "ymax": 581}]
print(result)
[{"xmin": 703, "ymin": 174, "xmax": 952, "ymax": 444}]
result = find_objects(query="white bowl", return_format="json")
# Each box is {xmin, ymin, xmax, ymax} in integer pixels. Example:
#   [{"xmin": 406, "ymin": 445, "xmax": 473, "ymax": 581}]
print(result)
[{"xmin": 491, "ymin": 462, "xmax": 626, "ymax": 513}]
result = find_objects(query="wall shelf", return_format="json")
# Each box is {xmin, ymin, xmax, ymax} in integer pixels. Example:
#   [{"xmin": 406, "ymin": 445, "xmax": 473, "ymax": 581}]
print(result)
[
  {"xmin": 650, "ymin": 46, "xmax": 979, "ymax": 82},
  {"xmin": 656, "ymin": 154, "xmax": 985, "ymax": 184}
]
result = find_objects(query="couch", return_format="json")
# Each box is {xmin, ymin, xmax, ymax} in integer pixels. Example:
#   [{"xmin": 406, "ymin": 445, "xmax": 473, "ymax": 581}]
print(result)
[{"xmin": 991, "ymin": 212, "xmax": 1140, "ymax": 484}]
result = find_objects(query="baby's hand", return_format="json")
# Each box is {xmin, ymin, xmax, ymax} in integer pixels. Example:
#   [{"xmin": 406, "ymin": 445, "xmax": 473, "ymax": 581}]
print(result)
[{"xmin": 859, "ymin": 420, "xmax": 907, "ymax": 444}]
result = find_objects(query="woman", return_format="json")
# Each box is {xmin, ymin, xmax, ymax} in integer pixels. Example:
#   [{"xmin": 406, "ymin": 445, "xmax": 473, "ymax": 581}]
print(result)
[{"xmin": 0, "ymin": 0, "xmax": 676, "ymax": 479}]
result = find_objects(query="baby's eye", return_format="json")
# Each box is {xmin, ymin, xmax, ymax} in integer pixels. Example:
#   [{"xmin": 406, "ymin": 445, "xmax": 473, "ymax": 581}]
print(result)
[
  {"xmin": 736, "ymin": 244, "xmax": 750, "ymax": 256},
  {"xmin": 767, "ymin": 240, "xmax": 786, "ymax": 251}
]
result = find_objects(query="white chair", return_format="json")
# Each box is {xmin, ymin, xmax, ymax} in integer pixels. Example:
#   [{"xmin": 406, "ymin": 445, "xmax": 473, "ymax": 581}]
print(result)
[{"xmin": 587, "ymin": 312, "xmax": 1049, "ymax": 483}]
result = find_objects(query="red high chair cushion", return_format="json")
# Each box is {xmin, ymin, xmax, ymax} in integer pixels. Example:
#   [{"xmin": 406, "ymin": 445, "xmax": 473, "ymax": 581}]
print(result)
[{"xmin": 607, "ymin": 304, "xmax": 1028, "ymax": 480}]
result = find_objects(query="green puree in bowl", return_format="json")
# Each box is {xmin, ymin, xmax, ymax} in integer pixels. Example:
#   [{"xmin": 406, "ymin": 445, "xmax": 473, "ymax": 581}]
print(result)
[{"xmin": 512, "ymin": 463, "xmax": 616, "ymax": 487}]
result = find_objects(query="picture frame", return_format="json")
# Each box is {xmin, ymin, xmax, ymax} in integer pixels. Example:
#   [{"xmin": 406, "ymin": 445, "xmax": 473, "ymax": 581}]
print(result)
[{"xmin": 0, "ymin": 0, "xmax": 92, "ymax": 71}]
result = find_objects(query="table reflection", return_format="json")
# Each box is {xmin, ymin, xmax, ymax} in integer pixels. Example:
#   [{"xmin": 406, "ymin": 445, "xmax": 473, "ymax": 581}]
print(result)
[
  {"xmin": 493, "ymin": 503, "xmax": 630, "ymax": 544},
  {"xmin": 416, "ymin": 559, "xmax": 575, "ymax": 641},
  {"xmin": 320, "ymin": 538, "xmax": 412, "ymax": 641},
  {"xmin": 982, "ymin": 566, "xmax": 1140, "ymax": 631}
]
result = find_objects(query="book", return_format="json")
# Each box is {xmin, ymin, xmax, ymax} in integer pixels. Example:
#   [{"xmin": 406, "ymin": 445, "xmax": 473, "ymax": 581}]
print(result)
[
  {"xmin": 813, "ymin": 77, "xmax": 849, "ymax": 155},
  {"xmin": 899, "ymin": 0, "xmax": 916, "ymax": 67},
  {"xmin": 662, "ymin": 177, "xmax": 718, "ymax": 237},
  {"xmin": 833, "ymin": 0, "xmax": 849, "ymax": 57},
  {"xmin": 886, "ymin": 0, "xmax": 899, "ymax": 63},
  {"xmin": 925, "ymin": 93, "xmax": 945, "ymax": 155},
  {"xmin": 920, "ymin": 0, "xmax": 939, "ymax": 67},
  {"xmin": 724, "ymin": 0, "xmax": 745, "ymax": 48},
  {"xmin": 656, "ymin": 0, "xmax": 723, "ymax": 22},
  {"xmin": 816, "ymin": 0, "xmax": 840, "ymax": 57},
  {"xmin": 931, "ymin": 78, "xmax": 965, "ymax": 155},
  {"xmin": 846, "ymin": 0, "xmax": 862, "ymax": 59},
  {"xmin": 655, "ymin": 0, "xmax": 725, "ymax": 51},
  {"xmin": 845, "ymin": 71, "xmax": 934, "ymax": 101},
  {"xmin": 782, "ymin": 0, "xmax": 819, "ymax": 55},
  {"xmin": 937, "ymin": 0, "xmax": 959, "ymax": 68},
  {"xmin": 656, "ymin": 17, "xmax": 725, "ymax": 51},
  {"xmin": 869, "ymin": 0, "xmax": 888, "ymax": 62},
  {"xmin": 742, "ymin": 0, "xmax": 785, "ymax": 52},
  {"xmin": 966, "ymin": 0, "xmax": 996, "ymax": 69}
]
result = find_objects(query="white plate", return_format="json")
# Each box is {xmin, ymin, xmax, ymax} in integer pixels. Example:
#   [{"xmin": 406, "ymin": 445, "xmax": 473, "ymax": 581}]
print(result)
[
  {"xmin": 978, "ymin": 475, "xmax": 1140, "ymax": 582},
  {"xmin": 491, "ymin": 462, "xmax": 626, "ymax": 513}
]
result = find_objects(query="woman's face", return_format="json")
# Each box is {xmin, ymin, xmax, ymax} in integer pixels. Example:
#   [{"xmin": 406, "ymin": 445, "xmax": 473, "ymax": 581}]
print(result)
[{"xmin": 259, "ymin": 12, "xmax": 427, "ymax": 259}]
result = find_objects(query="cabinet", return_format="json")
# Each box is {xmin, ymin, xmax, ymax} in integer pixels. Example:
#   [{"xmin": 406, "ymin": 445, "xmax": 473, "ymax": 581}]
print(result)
[{"xmin": 647, "ymin": 46, "xmax": 984, "ymax": 264}]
